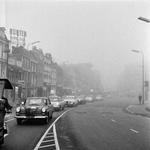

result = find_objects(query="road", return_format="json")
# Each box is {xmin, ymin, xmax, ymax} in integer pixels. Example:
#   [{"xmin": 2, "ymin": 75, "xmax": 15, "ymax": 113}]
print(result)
[
  {"xmin": 1, "ymin": 109, "xmax": 65, "ymax": 150},
  {"xmin": 56, "ymin": 96, "xmax": 150, "ymax": 150},
  {"xmin": 1, "ymin": 96, "xmax": 150, "ymax": 150}
]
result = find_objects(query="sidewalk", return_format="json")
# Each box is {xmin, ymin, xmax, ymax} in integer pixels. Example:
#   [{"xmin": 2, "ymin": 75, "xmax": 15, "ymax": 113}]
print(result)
[
  {"xmin": 5, "ymin": 101, "xmax": 19, "ymax": 120},
  {"xmin": 126, "ymin": 102, "xmax": 150, "ymax": 118}
]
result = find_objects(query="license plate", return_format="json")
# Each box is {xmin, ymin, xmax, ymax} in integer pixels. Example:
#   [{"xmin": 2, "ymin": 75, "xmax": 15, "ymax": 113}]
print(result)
[{"xmin": 27, "ymin": 116, "xmax": 34, "ymax": 119}]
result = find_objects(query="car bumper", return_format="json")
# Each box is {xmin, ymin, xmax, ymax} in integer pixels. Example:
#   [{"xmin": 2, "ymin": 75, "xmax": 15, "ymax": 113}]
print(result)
[
  {"xmin": 14, "ymin": 116, "xmax": 48, "ymax": 119},
  {"xmin": 67, "ymin": 103, "xmax": 76, "ymax": 106}
]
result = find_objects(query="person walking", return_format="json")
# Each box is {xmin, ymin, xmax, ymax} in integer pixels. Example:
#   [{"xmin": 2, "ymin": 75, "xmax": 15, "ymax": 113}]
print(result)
[{"xmin": 138, "ymin": 94, "xmax": 142, "ymax": 104}]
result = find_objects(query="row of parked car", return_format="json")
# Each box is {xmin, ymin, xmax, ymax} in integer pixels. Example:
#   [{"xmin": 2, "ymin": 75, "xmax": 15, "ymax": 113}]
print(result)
[{"xmin": 14, "ymin": 94, "xmax": 103, "ymax": 125}]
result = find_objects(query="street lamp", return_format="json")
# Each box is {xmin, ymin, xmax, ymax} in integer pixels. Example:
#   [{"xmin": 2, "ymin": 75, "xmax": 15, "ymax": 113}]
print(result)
[
  {"xmin": 138, "ymin": 16, "xmax": 150, "ymax": 23},
  {"xmin": 27, "ymin": 41, "xmax": 40, "ymax": 50},
  {"xmin": 26, "ymin": 40, "xmax": 40, "ymax": 97},
  {"xmin": 132, "ymin": 50, "xmax": 145, "ymax": 104}
]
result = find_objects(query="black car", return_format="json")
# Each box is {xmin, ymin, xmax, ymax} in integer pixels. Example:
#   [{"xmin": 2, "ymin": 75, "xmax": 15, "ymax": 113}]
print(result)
[{"xmin": 15, "ymin": 97, "xmax": 53, "ymax": 124}]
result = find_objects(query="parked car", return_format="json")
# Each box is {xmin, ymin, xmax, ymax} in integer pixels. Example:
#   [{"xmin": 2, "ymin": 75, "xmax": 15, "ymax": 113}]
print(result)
[
  {"xmin": 63, "ymin": 95, "xmax": 78, "ymax": 107},
  {"xmin": 107, "ymin": 95, "xmax": 112, "ymax": 98},
  {"xmin": 95, "ymin": 95, "xmax": 103, "ymax": 101},
  {"xmin": 49, "ymin": 95, "xmax": 65, "ymax": 111},
  {"xmin": 15, "ymin": 97, "xmax": 53, "ymax": 125},
  {"xmin": 85, "ymin": 96, "xmax": 94, "ymax": 102},
  {"xmin": 76, "ymin": 95, "xmax": 86, "ymax": 104}
]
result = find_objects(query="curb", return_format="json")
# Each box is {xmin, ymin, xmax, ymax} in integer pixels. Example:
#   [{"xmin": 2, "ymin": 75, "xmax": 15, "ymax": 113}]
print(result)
[
  {"xmin": 126, "ymin": 105, "xmax": 134, "ymax": 114},
  {"xmin": 126, "ymin": 104, "xmax": 150, "ymax": 119},
  {"xmin": 145, "ymin": 107, "xmax": 150, "ymax": 112}
]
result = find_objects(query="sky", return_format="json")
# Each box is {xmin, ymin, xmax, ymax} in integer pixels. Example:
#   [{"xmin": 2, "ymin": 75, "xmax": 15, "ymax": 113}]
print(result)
[{"xmin": 0, "ymin": 0, "xmax": 150, "ymax": 91}]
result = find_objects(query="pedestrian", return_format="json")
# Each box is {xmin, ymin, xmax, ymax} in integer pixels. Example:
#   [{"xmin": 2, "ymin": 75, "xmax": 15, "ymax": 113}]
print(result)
[{"xmin": 138, "ymin": 94, "xmax": 142, "ymax": 104}]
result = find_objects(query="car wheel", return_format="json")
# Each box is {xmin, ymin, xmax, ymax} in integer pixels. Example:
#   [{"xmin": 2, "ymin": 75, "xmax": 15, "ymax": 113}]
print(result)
[
  {"xmin": 50, "ymin": 112, "xmax": 53, "ymax": 119},
  {"xmin": 44, "ymin": 115, "xmax": 49, "ymax": 124},
  {"xmin": 62, "ymin": 105, "xmax": 64, "ymax": 110},
  {"xmin": 17, "ymin": 119, "xmax": 22, "ymax": 125},
  {"xmin": 58, "ymin": 106, "xmax": 61, "ymax": 111},
  {"xmin": 73, "ymin": 103, "xmax": 77, "ymax": 107},
  {"xmin": 0, "ymin": 136, "xmax": 4, "ymax": 145}
]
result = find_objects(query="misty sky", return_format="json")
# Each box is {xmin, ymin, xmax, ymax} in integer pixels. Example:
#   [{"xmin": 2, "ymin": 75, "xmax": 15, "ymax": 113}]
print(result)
[{"xmin": 0, "ymin": 0, "xmax": 150, "ymax": 91}]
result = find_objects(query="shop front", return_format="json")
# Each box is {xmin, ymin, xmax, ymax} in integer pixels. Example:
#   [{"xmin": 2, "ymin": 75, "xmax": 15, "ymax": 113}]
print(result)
[{"xmin": 43, "ymin": 82, "xmax": 51, "ymax": 97}]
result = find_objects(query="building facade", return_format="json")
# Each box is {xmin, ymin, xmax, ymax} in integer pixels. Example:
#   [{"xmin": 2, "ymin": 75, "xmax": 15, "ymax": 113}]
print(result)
[
  {"xmin": 55, "ymin": 64, "xmax": 63, "ymax": 97},
  {"xmin": 43, "ymin": 53, "xmax": 52, "ymax": 96},
  {"xmin": 0, "ymin": 27, "xmax": 8, "ymax": 79}
]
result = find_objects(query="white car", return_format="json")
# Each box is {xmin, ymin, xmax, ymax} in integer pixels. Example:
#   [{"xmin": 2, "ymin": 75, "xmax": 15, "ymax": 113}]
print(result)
[
  {"xmin": 63, "ymin": 95, "xmax": 78, "ymax": 107},
  {"xmin": 49, "ymin": 95, "xmax": 65, "ymax": 111},
  {"xmin": 95, "ymin": 95, "xmax": 103, "ymax": 101},
  {"xmin": 85, "ymin": 96, "xmax": 94, "ymax": 102}
]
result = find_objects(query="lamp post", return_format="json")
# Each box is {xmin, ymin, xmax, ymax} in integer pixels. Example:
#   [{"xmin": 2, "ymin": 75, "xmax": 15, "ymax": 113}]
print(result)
[
  {"xmin": 132, "ymin": 50, "xmax": 145, "ymax": 104},
  {"xmin": 136, "ymin": 16, "xmax": 150, "ymax": 103},
  {"xmin": 27, "ymin": 41, "xmax": 40, "ymax": 50},
  {"xmin": 26, "ymin": 41, "xmax": 40, "ymax": 97}
]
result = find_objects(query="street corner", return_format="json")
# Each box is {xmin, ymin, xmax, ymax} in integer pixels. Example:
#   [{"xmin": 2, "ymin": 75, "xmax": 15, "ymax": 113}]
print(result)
[
  {"xmin": 145, "ymin": 103, "xmax": 150, "ymax": 112},
  {"xmin": 126, "ymin": 105, "xmax": 135, "ymax": 114},
  {"xmin": 126, "ymin": 103, "xmax": 150, "ymax": 118}
]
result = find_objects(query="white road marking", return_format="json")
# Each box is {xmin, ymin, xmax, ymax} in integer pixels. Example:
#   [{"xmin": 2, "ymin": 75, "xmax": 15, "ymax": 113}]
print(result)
[
  {"xmin": 130, "ymin": 129, "xmax": 139, "ymax": 133},
  {"xmin": 111, "ymin": 119, "xmax": 116, "ymax": 122},
  {"xmin": 126, "ymin": 105, "xmax": 134, "ymax": 114},
  {"xmin": 45, "ymin": 135, "xmax": 54, "ymax": 138},
  {"xmin": 42, "ymin": 139, "xmax": 54, "ymax": 143},
  {"xmin": 47, "ymin": 132, "xmax": 53, "ymax": 135},
  {"xmin": 34, "ymin": 108, "xmax": 73, "ymax": 150},
  {"xmin": 53, "ymin": 123, "xmax": 60, "ymax": 150},
  {"xmin": 39, "ymin": 144, "xmax": 55, "ymax": 148}
]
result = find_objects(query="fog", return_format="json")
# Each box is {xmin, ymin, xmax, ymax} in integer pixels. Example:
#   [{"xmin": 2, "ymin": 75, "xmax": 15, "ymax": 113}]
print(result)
[{"xmin": 1, "ymin": 0, "xmax": 150, "ymax": 91}]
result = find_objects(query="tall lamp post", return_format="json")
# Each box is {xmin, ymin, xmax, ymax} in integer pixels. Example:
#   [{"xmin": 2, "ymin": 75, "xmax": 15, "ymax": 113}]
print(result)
[
  {"xmin": 26, "ymin": 41, "xmax": 40, "ymax": 97},
  {"xmin": 132, "ymin": 50, "xmax": 145, "ymax": 104},
  {"xmin": 136, "ymin": 16, "xmax": 150, "ymax": 103},
  {"xmin": 27, "ymin": 41, "xmax": 40, "ymax": 50}
]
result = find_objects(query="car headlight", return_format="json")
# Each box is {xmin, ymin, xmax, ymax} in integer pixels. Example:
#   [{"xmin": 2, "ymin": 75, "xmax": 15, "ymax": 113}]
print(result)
[
  {"xmin": 56, "ymin": 102, "xmax": 59, "ymax": 106},
  {"xmin": 42, "ymin": 108, "xmax": 46, "ymax": 112},
  {"xmin": 16, "ymin": 107, "xmax": 20, "ymax": 112}
]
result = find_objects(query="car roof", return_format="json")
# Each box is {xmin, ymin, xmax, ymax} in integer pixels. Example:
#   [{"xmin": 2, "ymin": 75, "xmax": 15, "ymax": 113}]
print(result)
[{"xmin": 49, "ymin": 95, "xmax": 60, "ymax": 98}]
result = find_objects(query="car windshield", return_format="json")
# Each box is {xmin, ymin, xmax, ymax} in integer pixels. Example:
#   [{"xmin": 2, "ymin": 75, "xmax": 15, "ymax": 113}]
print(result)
[
  {"xmin": 25, "ymin": 98, "xmax": 46, "ymax": 106},
  {"xmin": 51, "ymin": 98, "xmax": 59, "ymax": 102}
]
